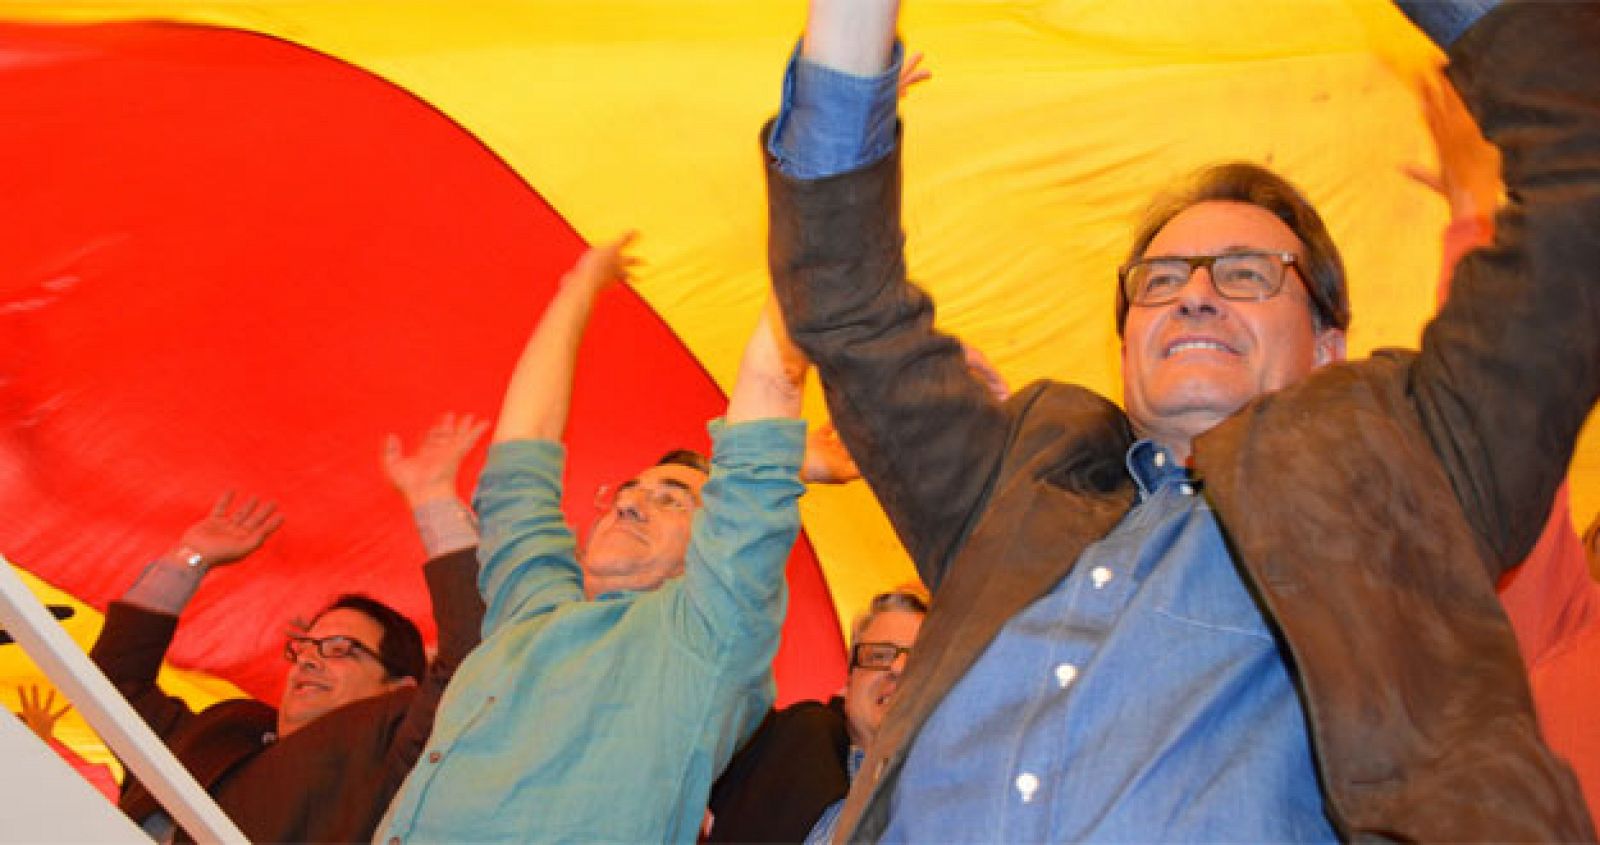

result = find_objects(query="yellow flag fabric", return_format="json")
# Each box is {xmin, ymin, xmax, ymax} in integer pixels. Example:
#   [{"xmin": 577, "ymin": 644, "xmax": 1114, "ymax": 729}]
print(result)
[{"xmin": 3, "ymin": 0, "xmax": 1596, "ymax": 724}]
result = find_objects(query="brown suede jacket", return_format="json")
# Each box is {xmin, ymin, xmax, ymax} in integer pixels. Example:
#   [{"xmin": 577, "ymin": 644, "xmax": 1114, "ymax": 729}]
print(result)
[
  {"xmin": 90, "ymin": 548, "xmax": 483, "ymax": 843},
  {"xmin": 765, "ymin": 4, "xmax": 1600, "ymax": 842}
]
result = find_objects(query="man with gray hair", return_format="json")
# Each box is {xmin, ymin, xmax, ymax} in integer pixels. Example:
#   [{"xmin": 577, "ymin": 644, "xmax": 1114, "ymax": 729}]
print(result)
[{"xmin": 708, "ymin": 587, "xmax": 928, "ymax": 844}]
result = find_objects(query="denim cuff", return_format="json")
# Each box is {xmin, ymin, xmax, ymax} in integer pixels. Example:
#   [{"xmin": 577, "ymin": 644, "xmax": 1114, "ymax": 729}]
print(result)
[{"xmin": 768, "ymin": 39, "xmax": 903, "ymax": 179}]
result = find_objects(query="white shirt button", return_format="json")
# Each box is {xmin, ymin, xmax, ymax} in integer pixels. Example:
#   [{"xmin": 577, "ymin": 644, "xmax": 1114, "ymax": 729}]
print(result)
[
  {"xmin": 1154, "ymin": 451, "xmax": 1167, "ymax": 467},
  {"xmin": 1179, "ymin": 482, "xmax": 1194, "ymax": 496},
  {"xmin": 1054, "ymin": 663, "xmax": 1078, "ymax": 689},
  {"xmin": 1015, "ymin": 772, "xmax": 1040, "ymax": 803},
  {"xmin": 1091, "ymin": 566, "xmax": 1113, "ymax": 589}
]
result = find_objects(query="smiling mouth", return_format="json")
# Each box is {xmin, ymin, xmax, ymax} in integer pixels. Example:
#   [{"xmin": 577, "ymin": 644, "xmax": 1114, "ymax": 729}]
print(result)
[{"xmin": 1164, "ymin": 339, "xmax": 1237, "ymax": 358}]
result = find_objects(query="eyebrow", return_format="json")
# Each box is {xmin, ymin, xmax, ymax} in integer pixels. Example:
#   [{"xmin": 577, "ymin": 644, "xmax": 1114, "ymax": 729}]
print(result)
[
  {"xmin": 658, "ymin": 478, "xmax": 697, "ymax": 494},
  {"xmin": 660, "ymin": 479, "xmax": 703, "ymax": 504},
  {"xmin": 1147, "ymin": 245, "xmax": 1288, "ymax": 259},
  {"xmin": 619, "ymin": 476, "xmax": 701, "ymax": 501}
]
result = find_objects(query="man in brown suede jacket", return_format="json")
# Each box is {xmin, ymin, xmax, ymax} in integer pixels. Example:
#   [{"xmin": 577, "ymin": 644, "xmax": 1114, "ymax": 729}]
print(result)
[
  {"xmin": 764, "ymin": 0, "xmax": 1598, "ymax": 841},
  {"xmin": 90, "ymin": 416, "xmax": 486, "ymax": 843}
]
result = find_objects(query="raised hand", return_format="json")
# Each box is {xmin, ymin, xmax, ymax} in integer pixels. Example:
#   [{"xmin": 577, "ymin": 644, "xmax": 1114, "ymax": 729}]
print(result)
[
  {"xmin": 382, "ymin": 413, "xmax": 490, "ymax": 507},
  {"xmin": 175, "ymin": 492, "xmax": 284, "ymax": 567},
  {"xmin": 898, "ymin": 50, "xmax": 931, "ymax": 98},
  {"xmin": 562, "ymin": 231, "xmax": 641, "ymax": 295},
  {"xmin": 15, "ymin": 684, "xmax": 72, "ymax": 742},
  {"xmin": 963, "ymin": 342, "xmax": 1012, "ymax": 403},
  {"xmin": 802, "ymin": 421, "xmax": 861, "ymax": 484},
  {"xmin": 1403, "ymin": 75, "xmax": 1501, "ymax": 223},
  {"xmin": 493, "ymin": 231, "xmax": 643, "ymax": 443}
]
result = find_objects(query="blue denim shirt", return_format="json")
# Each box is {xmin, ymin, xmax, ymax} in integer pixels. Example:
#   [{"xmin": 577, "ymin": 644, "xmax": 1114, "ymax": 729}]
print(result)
[
  {"xmin": 377, "ymin": 418, "xmax": 805, "ymax": 843},
  {"xmin": 772, "ymin": 57, "xmax": 1333, "ymax": 839},
  {"xmin": 880, "ymin": 442, "xmax": 1334, "ymax": 842}
]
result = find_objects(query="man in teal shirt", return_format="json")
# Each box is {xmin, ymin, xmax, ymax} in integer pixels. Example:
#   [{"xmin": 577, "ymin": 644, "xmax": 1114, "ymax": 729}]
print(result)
[{"xmin": 378, "ymin": 234, "xmax": 810, "ymax": 843}]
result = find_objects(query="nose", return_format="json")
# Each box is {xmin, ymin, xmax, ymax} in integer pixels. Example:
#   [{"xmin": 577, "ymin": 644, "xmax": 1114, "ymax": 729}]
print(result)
[
  {"xmin": 1173, "ymin": 265, "xmax": 1223, "ymax": 319},
  {"xmin": 614, "ymin": 499, "xmax": 645, "ymax": 522}
]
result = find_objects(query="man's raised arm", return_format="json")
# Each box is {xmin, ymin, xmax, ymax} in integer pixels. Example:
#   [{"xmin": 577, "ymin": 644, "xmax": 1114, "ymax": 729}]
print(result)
[
  {"xmin": 801, "ymin": 0, "xmax": 897, "ymax": 77},
  {"xmin": 490, "ymin": 233, "xmax": 637, "ymax": 444},
  {"xmin": 1407, "ymin": 0, "xmax": 1600, "ymax": 573},
  {"xmin": 380, "ymin": 414, "xmax": 488, "ymax": 780},
  {"xmin": 92, "ymin": 493, "xmax": 282, "ymax": 734},
  {"xmin": 765, "ymin": 6, "xmax": 1020, "ymax": 589}
]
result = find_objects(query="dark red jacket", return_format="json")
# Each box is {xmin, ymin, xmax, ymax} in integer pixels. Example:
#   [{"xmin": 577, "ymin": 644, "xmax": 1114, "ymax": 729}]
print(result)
[{"xmin": 91, "ymin": 548, "xmax": 483, "ymax": 843}]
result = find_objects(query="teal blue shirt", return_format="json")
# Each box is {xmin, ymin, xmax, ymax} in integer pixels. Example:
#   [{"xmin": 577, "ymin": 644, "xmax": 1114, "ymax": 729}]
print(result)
[{"xmin": 378, "ymin": 418, "xmax": 806, "ymax": 843}]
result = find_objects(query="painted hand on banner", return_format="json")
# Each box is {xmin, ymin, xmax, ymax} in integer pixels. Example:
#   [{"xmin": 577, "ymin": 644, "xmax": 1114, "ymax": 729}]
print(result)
[{"xmin": 15, "ymin": 684, "xmax": 71, "ymax": 742}]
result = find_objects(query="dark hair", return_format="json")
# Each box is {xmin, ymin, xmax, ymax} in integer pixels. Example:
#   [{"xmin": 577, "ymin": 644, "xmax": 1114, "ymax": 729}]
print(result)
[
  {"xmin": 850, "ymin": 585, "xmax": 931, "ymax": 646},
  {"xmin": 656, "ymin": 448, "xmax": 710, "ymax": 476},
  {"xmin": 316, "ymin": 594, "xmax": 426, "ymax": 683},
  {"xmin": 1117, "ymin": 161, "xmax": 1350, "ymax": 334}
]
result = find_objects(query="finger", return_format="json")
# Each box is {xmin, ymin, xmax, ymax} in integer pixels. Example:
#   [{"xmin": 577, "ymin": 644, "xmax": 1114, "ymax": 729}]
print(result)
[
  {"xmin": 236, "ymin": 498, "xmax": 268, "ymax": 530},
  {"xmin": 248, "ymin": 501, "xmax": 280, "ymax": 532},
  {"xmin": 211, "ymin": 491, "xmax": 235, "ymax": 519},
  {"xmin": 1402, "ymin": 163, "xmax": 1445, "ymax": 195},
  {"xmin": 233, "ymin": 496, "xmax": 264, "ymax": 526},
  {"xmin": 51, "ymin": 701, "xmax": 72, "ymax": 721},
  {"xmin": 260, "ymin": 512, "xmax": 286, "ymax": 538}
]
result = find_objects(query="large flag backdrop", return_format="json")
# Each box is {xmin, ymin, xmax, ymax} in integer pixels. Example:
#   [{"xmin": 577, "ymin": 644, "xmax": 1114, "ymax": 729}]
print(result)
[{"xmin": 2, "ymin": 1, "xmax": 1596, "ymax": 776}]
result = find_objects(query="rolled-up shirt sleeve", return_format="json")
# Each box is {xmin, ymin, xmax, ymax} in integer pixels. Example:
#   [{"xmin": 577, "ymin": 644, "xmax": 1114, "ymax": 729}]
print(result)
[{"xmin": 768, "ymin": 40, "xmax": 904, "ymax": 179}]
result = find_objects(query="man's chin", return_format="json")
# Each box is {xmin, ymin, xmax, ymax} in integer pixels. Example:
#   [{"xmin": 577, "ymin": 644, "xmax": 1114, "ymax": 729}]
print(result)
[
  {"xmin": 584, "ymin": 551, "xmax": 645, "ymax": 577},
  {"xmin": 276, "ymin": 704, "xmax": 321, "ymax": 736},
  {"xmin": 1133, "ymin": 384, "xmax": 1254, "ymax": 429}
]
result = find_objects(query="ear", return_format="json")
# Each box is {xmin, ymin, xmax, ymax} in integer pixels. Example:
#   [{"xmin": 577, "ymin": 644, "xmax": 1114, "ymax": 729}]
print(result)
[{"xmin": 1313, "ymin": 327, "xmax": 1346, "ymax": 368}]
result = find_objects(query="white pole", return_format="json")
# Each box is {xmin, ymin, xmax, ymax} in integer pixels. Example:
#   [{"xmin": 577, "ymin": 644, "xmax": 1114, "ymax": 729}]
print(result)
[
  {"xmin": 0, "ymin": 554, "xmax": 247, "ymax": 845},
  {"xmin": 0, "ymin": 707, "xmax": 146, "ymax": 843}
]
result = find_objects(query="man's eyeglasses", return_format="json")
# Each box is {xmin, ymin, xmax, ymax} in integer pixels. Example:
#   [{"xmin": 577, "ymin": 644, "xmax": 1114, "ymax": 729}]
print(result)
[
  {"xmin": 594, "ymin": 480, "xmax": 699, "ymax": 514},
  {"xmin": 851, "ymin": 641, "xmax": 913, "ymax": 671},
  {"xmin": 1120, "ymin": 251, "xmax": 1308, "ymax": 309},
  {"xmin": 284, "ymin": 634, "xmax": 384, "ymax": 666}
]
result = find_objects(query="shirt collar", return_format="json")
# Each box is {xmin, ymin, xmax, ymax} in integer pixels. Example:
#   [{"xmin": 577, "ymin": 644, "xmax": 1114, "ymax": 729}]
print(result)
[{"xmin": 1124, "ymin": 440, "xmax": 1191, "ymax": 501}]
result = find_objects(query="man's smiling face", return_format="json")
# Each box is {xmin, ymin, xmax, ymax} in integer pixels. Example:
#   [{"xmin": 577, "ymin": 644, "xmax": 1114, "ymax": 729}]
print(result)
[
  {"xmin": 1121, "ymin": 200, "xmax": 1344, "ymax": 455},
  {"xmin": 278, "ymin": 608, "xmax": 407, "ymax": 737}
]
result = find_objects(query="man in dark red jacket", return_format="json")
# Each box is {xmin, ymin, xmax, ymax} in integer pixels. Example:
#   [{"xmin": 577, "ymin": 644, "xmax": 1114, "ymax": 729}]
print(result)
[{"xmin": 90, "ymin": 415, "xmax": 486, "ymax": 843}]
